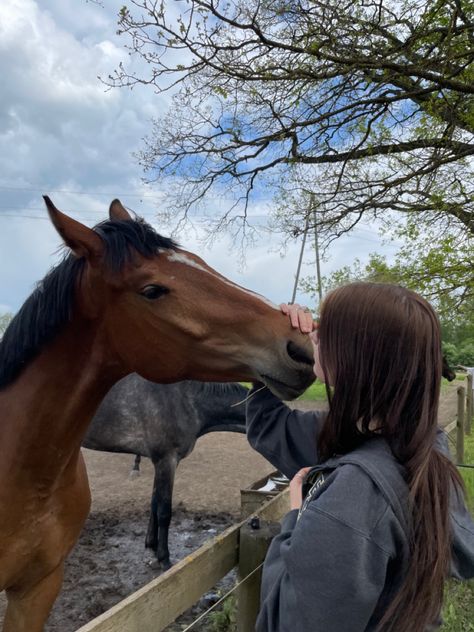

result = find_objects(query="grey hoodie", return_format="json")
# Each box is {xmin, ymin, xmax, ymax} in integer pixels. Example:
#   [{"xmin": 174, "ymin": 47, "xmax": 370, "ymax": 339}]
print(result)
[{"xmin": 246, "ymin": 386, "xmax": 474, "ymax": 632}]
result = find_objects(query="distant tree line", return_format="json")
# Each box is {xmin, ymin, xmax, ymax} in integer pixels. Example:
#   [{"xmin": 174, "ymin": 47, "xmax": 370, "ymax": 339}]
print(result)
[{"xmin": 0, "ymin": 313, "xmax": 12, "ymax": 338}]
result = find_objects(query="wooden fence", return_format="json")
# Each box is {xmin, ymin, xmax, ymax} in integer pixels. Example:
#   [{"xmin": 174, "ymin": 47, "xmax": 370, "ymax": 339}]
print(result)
[
  {"xmin": 444, "ymin": 372, "xmax": 473, "ymax": 463},
  {"xmin": 75, "ymin": 486, "xmax": 290, "ymax": 632}
]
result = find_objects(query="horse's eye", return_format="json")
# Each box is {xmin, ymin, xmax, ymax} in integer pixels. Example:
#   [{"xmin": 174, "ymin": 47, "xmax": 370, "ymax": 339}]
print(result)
[{"xmin": 140, "ymin": 285, "xmax": 169, "ymax": 300}]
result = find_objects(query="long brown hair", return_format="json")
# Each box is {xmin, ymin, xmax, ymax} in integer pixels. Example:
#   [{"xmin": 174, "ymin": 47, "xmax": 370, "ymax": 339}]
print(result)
[{"xmin": 317, "ymin": 282, "xmax": 463, "ymax": 632}]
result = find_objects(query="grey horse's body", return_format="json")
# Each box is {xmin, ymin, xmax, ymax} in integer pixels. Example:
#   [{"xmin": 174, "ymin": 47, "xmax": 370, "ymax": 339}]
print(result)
[{"xmin": 83, "ymin": 375, "xmax": 248, "ymax": 569}]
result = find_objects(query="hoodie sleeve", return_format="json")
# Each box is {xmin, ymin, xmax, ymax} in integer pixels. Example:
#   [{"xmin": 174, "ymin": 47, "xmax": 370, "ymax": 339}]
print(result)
[
  {"xmin": 256, "ymin": 504, "xmax": 390, "ymax": 632},
  {"xmin": 245, "ymin": 384, "xmax": 326, "ymax": 478}
]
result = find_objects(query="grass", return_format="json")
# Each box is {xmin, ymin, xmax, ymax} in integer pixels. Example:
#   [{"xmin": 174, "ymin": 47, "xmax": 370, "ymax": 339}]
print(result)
[
  {"xmin": 240, "ymin": 381, "xmax": 327, "ymax": 401},
  {"xmin": 297, "ymin": 380, "xmax": 327, "ymax": 401},
  {"xmin": 206, "ymin": 596, "xmax": 236, "ymax": 632},
  {"xmin": 441, "ymin": 432, "xmax": 474, "ymax": 630},
  {"xmin": 245, "ymin": 373, "xmax": 462, "ymax": 401},
  {"xmin": 441, "ymin": 379, "xmax": 452, "ymax": 393},
  {"xmin": 442, "ymin": 581, "xmax": 474, "ymax": 631},
  {"xmin": 298, "ymin": 375, "xmax": 461, "ymax": 402}
]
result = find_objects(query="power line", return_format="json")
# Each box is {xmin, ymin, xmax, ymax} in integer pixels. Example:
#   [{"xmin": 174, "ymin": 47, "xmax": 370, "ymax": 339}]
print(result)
[
  {"xmin": 0, "ymin": 186, "xmax": 391, "ymax": 239},
  {"xmin": 0, "ymin": 184, "xmax": 274, "ymax": 205},
  {"xmin": 0, "ymin": 185, "xmax": 164, "ymax": 199},
  {"xmin": 0, "ymin": 211, "xmax": 273, "ymax": 220},
  {"xmin": 0, "ymin": 214, "xmax": 101, "ymax": 221},
  {"xmin": 0, "ymin": 213, "xmax": 386, "ymax": 243}
]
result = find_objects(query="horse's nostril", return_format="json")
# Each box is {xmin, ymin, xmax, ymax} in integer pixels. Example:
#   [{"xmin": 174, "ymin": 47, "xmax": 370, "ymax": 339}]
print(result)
[{"xmin": 286, "ymin": 341, "xmax": 313, "ymax": 366}]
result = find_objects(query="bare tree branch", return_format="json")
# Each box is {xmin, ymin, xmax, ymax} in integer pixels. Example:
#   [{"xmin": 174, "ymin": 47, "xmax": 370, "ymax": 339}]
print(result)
[{"xmin": 108, "ymin": 0, "xmax": 474, "ymax": 245}]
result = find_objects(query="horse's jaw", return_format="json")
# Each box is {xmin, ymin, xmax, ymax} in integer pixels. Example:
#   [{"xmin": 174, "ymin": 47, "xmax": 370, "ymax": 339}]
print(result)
[{"xmin": 258, "ymin": 371, "xmax": 315, "ymax": 400}]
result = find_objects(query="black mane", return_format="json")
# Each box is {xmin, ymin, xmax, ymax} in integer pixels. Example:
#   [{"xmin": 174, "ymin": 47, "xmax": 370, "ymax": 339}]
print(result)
[{"xmin": 0, "ymin": 216, "xmax": 177, "ymax": 389}]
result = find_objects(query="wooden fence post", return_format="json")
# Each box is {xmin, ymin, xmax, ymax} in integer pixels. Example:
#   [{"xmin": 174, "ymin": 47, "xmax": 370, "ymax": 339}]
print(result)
[
  {"xmin": 466, "ymin": 373, "xmax": 473, "ymax": 435},
  {"xmin": 237, "ymin": 518, "xmax": 280, "ymax": 632},
  {"xmin": 457, "ymin": 386, "xmax": 465, "ymax": 464}
]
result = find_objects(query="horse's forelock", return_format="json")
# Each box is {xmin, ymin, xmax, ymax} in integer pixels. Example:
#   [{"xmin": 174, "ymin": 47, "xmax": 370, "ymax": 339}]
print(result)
[{"xmin": 93, "ymin": 217, "xmax": 178, "ymax": 272}]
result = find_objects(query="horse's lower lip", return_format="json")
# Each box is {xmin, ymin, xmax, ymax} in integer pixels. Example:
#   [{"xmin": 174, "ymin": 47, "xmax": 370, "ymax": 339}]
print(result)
[{"xmin": 260, "ymin": 374, "xmax": 300, "ymax": 399}]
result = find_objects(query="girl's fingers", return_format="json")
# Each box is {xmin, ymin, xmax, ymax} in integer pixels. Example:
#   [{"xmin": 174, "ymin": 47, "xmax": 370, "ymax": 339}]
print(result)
[
  {"xmin": 298, "ymin": 309, "xmax": 314, "ymax": 333},
  {"xmin": 294, "ymin": 466, "xmax": 312, "ymax": 480},
  {"xmin": 290, "ymin": 466, "xmax": 312, "ymax": 488},
  {"xmin": 280, "ymin": 304, "xmax": 315, "ymax": 334},
  {"xmin": 290, "ymin": 308, "xmax": 301, "ymax": 329},
  {"xmin": 289, "ymin": 467, "xmax": 313, "ymax": 510},
  {"xmin": 280, "ymin": 303, "xmax": 302, "ymax": 328}
]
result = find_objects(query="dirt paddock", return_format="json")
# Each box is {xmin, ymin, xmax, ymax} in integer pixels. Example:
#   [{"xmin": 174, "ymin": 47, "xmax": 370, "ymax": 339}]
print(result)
[{"xmin": 0, "ymin": 430, "xmax": 279, "ymax": 631}]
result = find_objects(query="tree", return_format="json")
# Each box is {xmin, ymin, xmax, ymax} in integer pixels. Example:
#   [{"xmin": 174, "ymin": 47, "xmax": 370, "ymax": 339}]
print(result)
[
  {"xmin": 111, "ymin": 0, "xmax": 474, "ymax": 244},
  {"xmin": 303, "ymin": 249, "xmax": 474, "ymax": 359},
  {"xmin": 0, "ymin": 313, "xmax": 12, "ymax": 338}
]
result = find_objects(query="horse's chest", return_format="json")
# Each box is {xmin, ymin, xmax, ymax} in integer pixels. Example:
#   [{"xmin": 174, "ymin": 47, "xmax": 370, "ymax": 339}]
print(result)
[{"xmin": 0, "ymin": 482, "xmax": 90, "ymax": 591}]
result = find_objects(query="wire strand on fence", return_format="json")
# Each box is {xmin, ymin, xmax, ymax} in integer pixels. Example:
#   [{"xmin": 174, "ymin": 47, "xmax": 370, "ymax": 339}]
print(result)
[
  {"xmin": 180, "ymin": 562, "xmax": 265, "ymax": 632},
  {"xmin": 446, "ymin": 431, "xmax": 458, "ymax": 450}
]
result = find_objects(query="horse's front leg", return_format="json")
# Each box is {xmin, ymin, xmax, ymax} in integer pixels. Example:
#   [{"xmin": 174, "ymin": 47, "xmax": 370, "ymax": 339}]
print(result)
[
  {"xmin": 145, "ymin": 454, "xmax": 177, "ymax": 571},
  {"xmin": 3, "ymin": 564, "xmax": 64, "ymax": 632},
  {"xmin": 2, "ymin": 451, "xmax": 91, "ymax": 632}
]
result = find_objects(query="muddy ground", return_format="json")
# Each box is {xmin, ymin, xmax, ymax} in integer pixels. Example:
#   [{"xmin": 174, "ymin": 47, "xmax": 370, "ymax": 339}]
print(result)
[
  {"xmin": 51, "ymin": 432, "xmax": 275, "ymax": 632},
  {"xmin": 0, "ymin": 386, "xmax": 459, "ymax": 631},
  {"xmin": 1, "ymin": 407, "xmax": 307, "ymax": 632}
]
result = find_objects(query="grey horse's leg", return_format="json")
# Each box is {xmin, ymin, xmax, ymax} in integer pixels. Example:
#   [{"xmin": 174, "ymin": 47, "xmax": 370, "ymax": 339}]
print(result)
[
  {"xmin": 129, "ymin": 454, "xmax": 141, "ymax": 478},
  {"xmin": 145, "ymin": 454, "xmax": 177, "ymax": 570}
]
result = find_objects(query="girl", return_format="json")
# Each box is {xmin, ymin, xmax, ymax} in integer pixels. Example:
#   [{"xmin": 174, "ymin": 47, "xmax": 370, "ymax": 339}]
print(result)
[{"xmin": 246, "ymin": 282, "xmax": 474, "ymax": 632}]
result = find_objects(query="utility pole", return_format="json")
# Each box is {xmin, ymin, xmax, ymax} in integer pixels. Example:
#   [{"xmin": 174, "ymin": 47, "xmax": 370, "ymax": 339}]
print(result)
[
  {"xmin": 290, "ymin": 214, "xmax": 309, "ymax": 304},
  {"xmin": 311, "ymin": 194, "xmax": 323, "ymax": 309}
]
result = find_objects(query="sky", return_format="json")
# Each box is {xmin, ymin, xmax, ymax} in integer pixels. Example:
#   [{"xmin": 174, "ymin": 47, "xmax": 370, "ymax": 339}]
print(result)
[{"xmin": 0, "ymin": 0, "xmax": 400, "ymax": 316}]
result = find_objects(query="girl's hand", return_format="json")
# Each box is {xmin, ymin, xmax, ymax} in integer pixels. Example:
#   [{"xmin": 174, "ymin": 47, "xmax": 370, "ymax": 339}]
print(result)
[
  {"xmin": 279, "ymin": 303, "xmax": 315, "ymax": 334},
  {"xmin": 289, "ymin": 467, "xmax": 312, "ymax": 510}
]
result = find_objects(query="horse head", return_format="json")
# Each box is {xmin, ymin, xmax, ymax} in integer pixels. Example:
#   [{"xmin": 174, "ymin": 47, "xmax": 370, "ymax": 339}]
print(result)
[{"xmin": 43, "ymin": 197, "xmax": 314, "ymax": 399}]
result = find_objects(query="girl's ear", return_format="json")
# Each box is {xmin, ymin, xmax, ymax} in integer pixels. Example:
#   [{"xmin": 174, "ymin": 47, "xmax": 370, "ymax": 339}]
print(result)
[
  {"xmin": 109, "ymin": 199, "xmax": 132, "ymax": 221},
  {"xmin": 43, "ymin": 195, "xmax": 104, "ymax": 263}
]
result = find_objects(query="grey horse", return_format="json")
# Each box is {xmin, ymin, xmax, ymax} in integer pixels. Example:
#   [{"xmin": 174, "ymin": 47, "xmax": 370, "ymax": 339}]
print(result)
[{"xmin": 82, "ymin": 375, "xmax": 248, "ymax": 569}]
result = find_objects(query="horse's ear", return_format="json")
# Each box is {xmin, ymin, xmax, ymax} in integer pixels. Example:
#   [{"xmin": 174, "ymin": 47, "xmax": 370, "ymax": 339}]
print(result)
[
  {"xmin": 109, "ymin": 199, "xmax": 132, "ymax": 221},
  {"xmin": 43, "ymin": 196, "xmax": 104, "ymax": 262}
]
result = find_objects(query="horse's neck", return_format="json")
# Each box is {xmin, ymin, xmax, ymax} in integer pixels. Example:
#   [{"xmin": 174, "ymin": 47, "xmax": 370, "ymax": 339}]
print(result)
[
  {"xmin": 195, "ymin": 386, "xmax": 247, "ymax": 433},
  {"xmin": 0, "ymin": 321, "xmax": 123, "ymax": 486}
]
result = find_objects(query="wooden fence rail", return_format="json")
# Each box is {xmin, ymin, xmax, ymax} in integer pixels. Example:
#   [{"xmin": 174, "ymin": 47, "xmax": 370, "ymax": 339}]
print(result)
[
  {"xmin": 75, "ymin": 487, "xmax": 290, "ymax": 632},
  {"xmin": 444, "ymin": 374, "xmax": 474, "ymax": 464}
]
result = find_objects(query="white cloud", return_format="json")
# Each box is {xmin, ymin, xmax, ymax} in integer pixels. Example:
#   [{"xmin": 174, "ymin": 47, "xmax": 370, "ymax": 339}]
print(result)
[{"xmin": 0, "ymin": 0, "xmax": 397, "ymax": 316}]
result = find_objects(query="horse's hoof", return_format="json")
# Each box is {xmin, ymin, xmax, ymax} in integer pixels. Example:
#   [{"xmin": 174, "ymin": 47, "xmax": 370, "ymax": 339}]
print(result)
[
  {"xmin": 129, "ymin": 469, "xmax": 140, "ymax": 479},
  {"xmin": 147, "ymin": 558, "xmax": 160, "ymax": 571},
  {"xmin": 160, "ymin": 559, "xmax": 172, "ymax": 571}
]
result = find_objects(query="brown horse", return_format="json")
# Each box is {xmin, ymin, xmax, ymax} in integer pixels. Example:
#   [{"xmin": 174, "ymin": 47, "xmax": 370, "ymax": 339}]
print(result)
[{"xmin": 0, "ymin": 198, "xmax": 314, "ymax": 632}]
